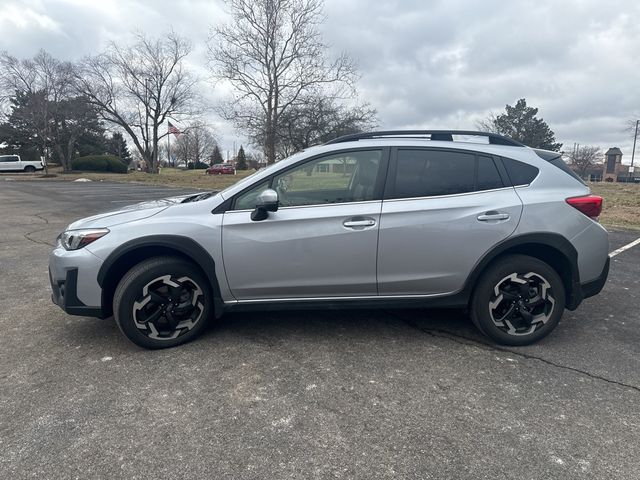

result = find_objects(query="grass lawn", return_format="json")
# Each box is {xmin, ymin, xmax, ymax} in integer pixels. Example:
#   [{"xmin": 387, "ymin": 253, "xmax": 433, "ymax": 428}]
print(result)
[
  {"xmin": 7, "ymin": 166, "xmax": 640, "ymax": 229},
  {"xmin": 26, "ymin": 166, "xmax": 258, "ymax": 191},
  {"xmin": 589, "ymin": 182, "xmax": 640, "ymax": 229}
]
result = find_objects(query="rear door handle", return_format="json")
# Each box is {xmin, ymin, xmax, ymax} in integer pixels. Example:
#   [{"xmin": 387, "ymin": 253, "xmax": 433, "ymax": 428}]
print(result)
[
  {"xmin": 477, "ymin": 211, "xmax": 510, "ymax": 221},
  {"xmin": 343, "ymin": 217, "xmax": 376, "ymax": 229}
]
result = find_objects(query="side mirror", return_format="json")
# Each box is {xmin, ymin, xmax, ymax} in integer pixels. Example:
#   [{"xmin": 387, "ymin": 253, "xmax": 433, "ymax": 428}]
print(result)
[{"xmin": 251, "ymin": 189, "xmax": 279, "ymax": 221}]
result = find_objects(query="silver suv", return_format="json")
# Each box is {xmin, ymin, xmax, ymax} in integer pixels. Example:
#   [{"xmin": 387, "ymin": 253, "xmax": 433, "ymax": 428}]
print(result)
[{"xmin": 49, "ymin": 131, "xmax": 609, "ymax": 349}]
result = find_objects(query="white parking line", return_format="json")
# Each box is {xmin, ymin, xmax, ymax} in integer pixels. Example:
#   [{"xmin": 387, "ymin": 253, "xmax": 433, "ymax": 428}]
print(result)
[{"xmin": 610, "ymin": 237, "xmax": 640, "ymax": 257}]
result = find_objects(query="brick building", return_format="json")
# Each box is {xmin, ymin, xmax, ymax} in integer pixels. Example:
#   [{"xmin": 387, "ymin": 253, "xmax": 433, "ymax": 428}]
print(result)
[
  {"xmin": 602, "ymin": 147, "xmax": 628, "ymax": 181},
  {"xmin": 573, "ymin": 147, "xmax": 634, "ymax": 182}
]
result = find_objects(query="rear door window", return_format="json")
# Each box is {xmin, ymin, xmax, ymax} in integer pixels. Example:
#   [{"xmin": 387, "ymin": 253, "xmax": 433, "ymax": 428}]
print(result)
[
  {"xmin": 389, "ymin": 149, "xmax": 504, "ymax": 199},
  {"xmin": 477, "ymin": 155, "xmax": 505, "ymax": 191}
]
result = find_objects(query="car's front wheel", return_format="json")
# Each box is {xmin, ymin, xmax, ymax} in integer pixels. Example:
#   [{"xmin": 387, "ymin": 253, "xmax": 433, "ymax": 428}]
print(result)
[
  {"xmin": 24, "ymin": 165, "xmax": 36, "ymax": 173},
  {"xmin": 113, "ymin": 256, "xmax": 213, "ymax": 349},
  {"xmin": 470, "ymin": 254, "xmax": 565, "ymax": 346}
]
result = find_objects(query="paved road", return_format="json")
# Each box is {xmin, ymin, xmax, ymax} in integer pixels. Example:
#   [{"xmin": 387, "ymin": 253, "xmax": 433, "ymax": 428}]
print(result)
[{"xmin": 1, "ymin": 179, "xmax": 640, "ymax": 479}]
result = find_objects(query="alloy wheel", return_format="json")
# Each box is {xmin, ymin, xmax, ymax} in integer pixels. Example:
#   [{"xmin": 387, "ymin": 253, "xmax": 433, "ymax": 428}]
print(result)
[
  {"xmin": 488, "ymin": 272, "xmax": 555, "ymax": 336},
  {"xmin": 132, "ymin": 275, "xmax": 204, "ymax": 340}
]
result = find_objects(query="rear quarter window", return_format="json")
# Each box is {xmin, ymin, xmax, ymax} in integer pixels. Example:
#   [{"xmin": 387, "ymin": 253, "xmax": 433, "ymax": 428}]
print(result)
[
  {"xmin": 533, "ymin": 149, "xmax": 586, "ymax": 185},
  {"xmin": 502, "ymin": 157, "xmax": 539, "ymax": 186}
]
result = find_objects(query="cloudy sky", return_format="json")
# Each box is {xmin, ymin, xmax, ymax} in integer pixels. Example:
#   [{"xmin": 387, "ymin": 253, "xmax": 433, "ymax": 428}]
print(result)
[{"xmin": 1, "ymin": 0, "xmax": 639, "ymax": 161}]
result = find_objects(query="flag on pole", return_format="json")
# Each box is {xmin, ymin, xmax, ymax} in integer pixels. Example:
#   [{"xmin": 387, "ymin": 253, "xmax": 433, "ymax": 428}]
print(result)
[{"xmin": 168, "ymin": 121, "xmax": 181, "ymax": 138}]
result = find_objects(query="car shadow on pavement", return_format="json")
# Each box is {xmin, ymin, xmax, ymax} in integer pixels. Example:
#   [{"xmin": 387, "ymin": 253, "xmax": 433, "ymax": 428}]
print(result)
[
  {"xmin": 205, "ymin": 307, "xmax": 483, "ymax": 344},
  {"xmin": 60, "ymin": 307, "xmax": 488, "ymax": 352}
]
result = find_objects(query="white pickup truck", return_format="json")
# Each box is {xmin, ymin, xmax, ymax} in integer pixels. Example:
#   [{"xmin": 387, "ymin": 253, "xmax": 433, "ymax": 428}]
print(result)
[{"xmin": 0, "ymin": 154, "xmax": 45, "ymax": 173}]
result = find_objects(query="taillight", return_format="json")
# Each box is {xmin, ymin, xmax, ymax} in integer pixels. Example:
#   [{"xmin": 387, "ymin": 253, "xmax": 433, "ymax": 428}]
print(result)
[{"xmin": 566, "ymin": 195, "xmax": 603, "ymax": 219}]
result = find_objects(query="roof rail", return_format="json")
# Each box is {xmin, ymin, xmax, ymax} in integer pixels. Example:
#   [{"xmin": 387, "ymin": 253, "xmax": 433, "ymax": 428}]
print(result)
[{"xmin": 324, "ymin": 130, "xmax": 526, "ymax": 147}]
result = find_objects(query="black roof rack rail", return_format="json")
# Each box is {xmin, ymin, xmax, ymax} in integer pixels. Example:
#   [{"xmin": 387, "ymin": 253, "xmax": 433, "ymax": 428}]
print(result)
[{"xmin": 324, "ymin": 130, "xmax": 526, "ymax": 147}]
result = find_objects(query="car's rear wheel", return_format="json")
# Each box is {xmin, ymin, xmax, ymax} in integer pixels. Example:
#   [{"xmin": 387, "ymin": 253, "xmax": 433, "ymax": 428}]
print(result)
[
  {"xmin": 24, "ymin": 165, "xmax": 36, "ymax": 173},
  {"xmin": 470, "ymin": 254, "xmax": 565, "ymax": 346},
  {"xmin": 113, "ymin": 256, "xmax": 213, "ymax": 349}
]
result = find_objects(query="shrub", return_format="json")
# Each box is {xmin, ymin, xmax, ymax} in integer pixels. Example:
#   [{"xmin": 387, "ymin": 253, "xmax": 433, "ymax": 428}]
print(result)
[
  {"xmin": 188, "ymin": 161, "xmax": 209, "ymax": 170},
  {"xmin": 71, "ymin": 155, "xmax": 128, "ymax": 173}
]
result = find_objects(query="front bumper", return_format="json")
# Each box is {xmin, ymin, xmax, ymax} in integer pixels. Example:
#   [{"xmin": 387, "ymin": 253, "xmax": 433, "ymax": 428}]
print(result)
[
  {"xmin": 49, "ymin": 245, "xmax": 106, "ymax": 318},
  {"xmin": 50, "ymin": 267, "xmax": 105, "ymax": 318}
]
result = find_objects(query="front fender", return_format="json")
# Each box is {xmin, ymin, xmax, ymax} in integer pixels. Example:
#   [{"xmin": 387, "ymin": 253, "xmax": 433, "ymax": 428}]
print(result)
[{"xmin": 97, "ymin": 235, "xmax": 225, "ymax": 318}]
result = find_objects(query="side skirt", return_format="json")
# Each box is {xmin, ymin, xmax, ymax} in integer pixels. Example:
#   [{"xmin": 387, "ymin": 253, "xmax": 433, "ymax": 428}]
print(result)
[{"xmin": 222, "ymin": 292, "xmax": 470, "ymax": 314}]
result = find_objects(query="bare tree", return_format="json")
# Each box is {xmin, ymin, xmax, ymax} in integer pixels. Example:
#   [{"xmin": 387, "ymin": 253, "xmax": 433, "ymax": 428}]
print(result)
[
  {"xmin": 173, "ymin": 121, "xmax": 218, "ymax": 166},
  {"xmin": 208, "ymin": 0, "xmax": 357, "ymax": 164},
  {"xmin": 625, "ymin": 117, "xmax": 640, "ymax": 133},
  {"xmin": 74, "ymin": 31, "xmax": 199, "ymax": 173},
  {"xmin": 625, "ymin": 117, "xmax": 639, "ymax": 159},
  {"xmin": 475, "ymin": 111, "xmax": 499, "ymax": 133},
  {"xmin": 566, "ymin": 145, "xmax": 601, "ymax": 178},
  {"xmin": 275, "ymin": 95, "xmax": 377, "ymax": 157},
  {"xmin": 0, "ymin": 50, "xmax": 73, "ymax": 171}
]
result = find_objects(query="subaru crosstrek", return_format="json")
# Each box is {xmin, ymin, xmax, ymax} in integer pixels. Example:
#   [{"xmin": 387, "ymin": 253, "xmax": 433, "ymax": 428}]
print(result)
[{"xmin": 49, "ymin": 130, "xmax": 609, "ymax": 349}]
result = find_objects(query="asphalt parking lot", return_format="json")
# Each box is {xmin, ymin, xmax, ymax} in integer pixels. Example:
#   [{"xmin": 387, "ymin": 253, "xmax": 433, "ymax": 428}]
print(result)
[{"xmin": 1, "ymin": 179, "xmax": 640, "ymax": 479}]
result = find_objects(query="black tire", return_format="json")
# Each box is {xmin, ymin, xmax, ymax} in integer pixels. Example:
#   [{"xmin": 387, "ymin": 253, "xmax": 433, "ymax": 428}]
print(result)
[
  {"xmin": 113, "ymin": 256, "xmax": 213, "ymax": 349},
  {"xmin": 24, "ymin": 165, "xmax": 36, "ymax": 173},
  {"xmin": 470, "ymin": 254, "xmax": 565, "ymax": 346}
]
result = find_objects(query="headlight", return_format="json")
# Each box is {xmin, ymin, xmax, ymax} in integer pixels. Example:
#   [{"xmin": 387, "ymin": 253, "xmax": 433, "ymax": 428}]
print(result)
[{"xmin": 59, "ymin": 228, "xmax": 110, "ymax": 251}]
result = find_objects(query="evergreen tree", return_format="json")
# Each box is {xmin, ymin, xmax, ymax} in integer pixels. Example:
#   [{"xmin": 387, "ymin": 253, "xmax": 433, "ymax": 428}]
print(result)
[
  {"xmin": 105, "ymin": 132, "xmax": 132, "ymax": 164},
  {"xmin": 236, "ymin": 145, "xmax": 248, "ymax": 170},
  {"xmin": 209, "ymin": 144, "xmax": 224, "ymax": 165},
  {"xmin": 76, "ymin": 130, "xmax": 107, "ymax": 157},
  {"xmin": 0, "ymin": 91, "xmax": 104, "ymax": 170},
  {"xmin": 0, "ymin": 91, "xmax": 47, "ymax": 159},
  {"xmin": 480, "ymin": 99, "xmax": 562, "ymax": 151}
]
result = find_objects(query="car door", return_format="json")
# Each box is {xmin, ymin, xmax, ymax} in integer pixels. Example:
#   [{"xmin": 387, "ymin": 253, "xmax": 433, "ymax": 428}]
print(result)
[
  {"xmin": 221, "ymin": 148, "xmax": 388, "ymax": 301},
  {"xmin": 0, "ymin": 155, "xmax": 19, "ymax": 172},
  {"xmin": 377, "ymin": 147, "xmax": 523, "ymax": 296}
]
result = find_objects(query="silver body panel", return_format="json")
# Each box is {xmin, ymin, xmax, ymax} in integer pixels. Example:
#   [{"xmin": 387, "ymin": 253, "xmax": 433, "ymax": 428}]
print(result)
[
  {"xmin": 49, "ymin": 245, "xmax": 105, "ymax": 306},
  {"xmin": 222, "ymin": 201, "xmax": 381, "ymax": 300},
  {"xmin": 377, "ymin": 187, "xmax": 523, "ymax": 295}
]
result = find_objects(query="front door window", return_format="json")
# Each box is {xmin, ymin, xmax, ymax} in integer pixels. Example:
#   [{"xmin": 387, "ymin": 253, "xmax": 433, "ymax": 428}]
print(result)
[{"xmin": 272, "ymin": 150, "xmax": 382, "ymax": 207}]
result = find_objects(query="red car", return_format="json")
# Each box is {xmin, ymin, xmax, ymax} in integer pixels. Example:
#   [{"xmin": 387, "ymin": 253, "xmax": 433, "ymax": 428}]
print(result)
[{"xmin": 206, "ymin": 163, "xmax": 236, "ymax": 175}]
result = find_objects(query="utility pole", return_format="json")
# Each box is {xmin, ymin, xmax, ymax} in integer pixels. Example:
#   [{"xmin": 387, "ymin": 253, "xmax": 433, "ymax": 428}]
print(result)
[{"xmin": 631, "ymin": 120, "xmax": 639, "ymax": 182}]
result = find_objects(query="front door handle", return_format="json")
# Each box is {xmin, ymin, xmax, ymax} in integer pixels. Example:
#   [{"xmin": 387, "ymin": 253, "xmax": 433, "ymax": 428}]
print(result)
[
  {"xmin": 343, "ymin": 217, "xmax": 376, "ymax": 229},
  {"xmin": 477, "ymin": 211, "xmax": 510, "ymax": 221}
]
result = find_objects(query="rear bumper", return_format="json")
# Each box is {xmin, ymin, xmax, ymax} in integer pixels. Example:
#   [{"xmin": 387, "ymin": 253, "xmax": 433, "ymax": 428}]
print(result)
[
  {"xmin": 580, "ymin": 255, "xmax": 610, "ymax": 300},
  {"xmin": 567, "ymin": 255, "xmax": 610, "ymax": 310}
]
